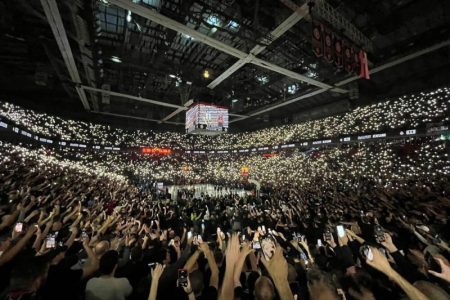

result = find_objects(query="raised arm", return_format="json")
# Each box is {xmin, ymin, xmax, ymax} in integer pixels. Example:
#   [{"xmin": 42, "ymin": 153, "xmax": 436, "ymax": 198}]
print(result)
[
  {"xmin": 0, "ymin": 225, "xmax": 37, "ymax": 267},
  {"xmin": 199, "ymin": 242, "xmax": 219, "ymax": 290},
  {"xmin": 148, "ymin": 264, "xmax": 165, "ymax": 300},
  {"xmin": 260, "ymin": 246, "xmax": 295, "ymax": 300},
  {"xmin": 219, "ymin": 234, "xmax": 240, "ymax": 300},
  {"xmin": 366, "ymin": 247, "xmax": 429, "ymax": 300}
]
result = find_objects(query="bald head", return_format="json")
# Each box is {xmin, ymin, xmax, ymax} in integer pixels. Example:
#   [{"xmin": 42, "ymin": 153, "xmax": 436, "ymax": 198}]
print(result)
[{"xmin": 254, "ymin": 276, "xmax": 275, "ymax": 300}]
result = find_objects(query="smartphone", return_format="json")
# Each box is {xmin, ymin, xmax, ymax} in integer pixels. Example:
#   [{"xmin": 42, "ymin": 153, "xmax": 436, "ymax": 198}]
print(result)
[
  {"xmin": 201, "ymin": 223, "xmax": 205, "ymax": 231},
  {"xmin": 252, "ymin": 241, "xmax": 261, "ymax": 250},
  {"xmin": 374, "ymin": 225, "xmax": 385, "ymax": 243},
  {"xmin": 187, "ymin": 231, "xmax": 193, "ymax": 240},
  {"xmin": 14, "ymin": 222, "xmax": 23, "ymax": 233},
  {"xmin": 425, "ymin": 252, "xmax": 442, "ymax": 273},
  {"xmin": 324, "ymin": 228, "xmax": 332, "ymax": 241},
  {"xmin": 148, "ymin": 262, "xmax": 156, "ymax": 267},
  {"xmin": 241, "ymin": 234, "xmax": 246, "ymax": 242},
  {"xmin": 178, "ymin": 269, "xmax": 188, "ymax": 287},
  {"xmin": 261, "ymin": 238, "xmax": 276, "ymax": 261},
  {"xmin": 81, "ymin": 230, "xmax": 88, "ymax": 239},
  {"xmin": 300, "ymin": 251, "xmax": 308, "ymax": 261},
  {"xmin": 336, "ymin": 225, "xmax": 345, "ymax": 238},
  {"xmin": 360, "ymin": 245, "xmax": 373, "ymax": 261},
  {"xmin": 46, "ymin": 235, "xmax": 56, "ymax": 249},
  {"xmin": 262, "ymin": 225, "xmax": 266, "ymax": 233},
  {"xmin": 317, "ymin": 239, "xmax": 323, "ymax": 247},
  {"xmin": 197, "ymin": 235, "xmax": 203, "ymax": 243}
]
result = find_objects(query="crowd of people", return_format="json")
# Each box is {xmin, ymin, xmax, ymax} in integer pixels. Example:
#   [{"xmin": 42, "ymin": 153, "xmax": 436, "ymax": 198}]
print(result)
[
  {"xmin": 0, "ymin": 131, "xmax": 449, "ymax": 299},
  {"xmin": 2, "ymin": 134, "xmax": 446, "ymax": 190},
  {"xmin": 0, "ymin": 85, "xmax": 449, "ymax": 300},
  {"xmin": 0, "ymin": 86, "xmax": 448, "ymax": 149}
]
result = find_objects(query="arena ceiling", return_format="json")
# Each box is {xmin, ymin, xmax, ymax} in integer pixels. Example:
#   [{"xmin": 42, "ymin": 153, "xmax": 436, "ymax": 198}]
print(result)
[{"xmin": 0, "ymin": 0, "xmax": 449, "ymax": 132}]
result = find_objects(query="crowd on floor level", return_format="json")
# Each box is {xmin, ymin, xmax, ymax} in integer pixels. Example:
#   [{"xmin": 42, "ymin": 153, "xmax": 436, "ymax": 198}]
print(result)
[
  {"xmin": 1, "ymin": 134, "xmax": 447, "ymax": 190},
  {"xmin": 0, "ymin": 134, "xmax": 449, "ymax": 300},
  {"xmin": 0, "ymin": 86, "xmax": 449, "ymax": 149}
]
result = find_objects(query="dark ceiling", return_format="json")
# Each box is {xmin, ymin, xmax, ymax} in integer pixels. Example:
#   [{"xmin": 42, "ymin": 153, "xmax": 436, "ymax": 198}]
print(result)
[{"xmin": 0, "ymin": 0, "xmax": 449, "ymax": 132}]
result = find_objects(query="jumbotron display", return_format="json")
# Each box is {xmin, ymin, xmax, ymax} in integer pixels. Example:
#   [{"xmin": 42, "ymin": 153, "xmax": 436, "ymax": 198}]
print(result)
[{"xmin": 186, "ymin": 103, "xmax": 228, "ymax": 135}]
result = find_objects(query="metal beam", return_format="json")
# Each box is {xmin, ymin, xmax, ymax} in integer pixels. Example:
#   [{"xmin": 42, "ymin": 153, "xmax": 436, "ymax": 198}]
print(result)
[
  {"xmin": 161, "ymin": 107, "xmax": 186, "ymax": 122},
  {"xmin": 161, "ymin": 99, "xmax": 193, "ymax": 122},
  {"xmin": 108, "ymin": 0, "xmax": 346, "ymax": 93},
  {"xmin": 230, "ymin": 39, "xmax": 450, "ymax": 123},
  {"xmin": 81, "ymin": 85, "xmax": 183, "ymax": 109},
  {"xmin": 207, "ymin": 3, "xmax": 310, "ymax": 89},
  {"xmin": 93, "ymin": 111, "xmax": 184, "ymax": 125},
  {"xmin": 82, "ymin": 85, "xmax": 249, "ymax": 120},
  {"xmin": 40, "ymin": 0, "xmax": 90, "ymax": 110}
]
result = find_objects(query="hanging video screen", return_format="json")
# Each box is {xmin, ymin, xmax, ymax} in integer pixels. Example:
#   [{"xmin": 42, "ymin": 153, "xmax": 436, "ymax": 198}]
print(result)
[{"xmin": 186, "ymin": 103, "xmax": 228, "ymax": 133}]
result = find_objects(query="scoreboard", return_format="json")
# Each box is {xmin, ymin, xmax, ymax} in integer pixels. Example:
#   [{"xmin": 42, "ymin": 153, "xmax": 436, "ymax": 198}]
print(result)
[{"xmin": 186, "ymin": 103, "xmax": 228, "ymax": 135}]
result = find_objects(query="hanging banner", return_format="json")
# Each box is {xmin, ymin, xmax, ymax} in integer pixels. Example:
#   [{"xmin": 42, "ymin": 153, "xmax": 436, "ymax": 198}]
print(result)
[
  {"xmin": 334, "ymin": 37, "xmax": 343, "ymax": 69},
  {"xmin": 352, "ymin": 46, "xmax": 361, "ymax": 76},
  {"xmin": 323, "ymin": 26, "xmax": 334, "ymax": 63},
  {"xmin": 359, "ymin": 50, "xmax": 370, "ymax": 79},
  {"xmin": 312, "ymin": 21, "xmax": 324, "ymax": 57},
  {"xmin": 343, "ymin": 40, "xmax": 353, "ymax": 74}
]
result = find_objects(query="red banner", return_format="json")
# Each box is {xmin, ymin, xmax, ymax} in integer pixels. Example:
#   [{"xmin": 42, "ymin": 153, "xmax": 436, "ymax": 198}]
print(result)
[
  {"xmin": 312, "ymin": 21, "xmax": 324, "ymax": 57},
  {"xmin": 323, "ymin": 26, "xmax": 334, "ymax": 63},
  {"xmin": 334, "ymin": 38, "xmax": 343, "ymax": 69},
  {"xmin": 352, "ymin": 46, "xmax": 361, "ymax": 76},
  {"xmin": 359, "ymin": 50, "xmax": 370, "ymax": 79}
]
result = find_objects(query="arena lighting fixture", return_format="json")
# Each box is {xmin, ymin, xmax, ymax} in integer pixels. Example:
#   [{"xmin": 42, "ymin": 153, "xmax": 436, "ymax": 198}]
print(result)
[
  {"xmin": 169, "ymin": 74, "xmax": 176, "ymax": 78},
  {"xmin": 126, "ymin": 10, "xmax": 132, "ymax": 22},
  {"xmin": 232, "ymin": 99, "xmax": 238, "ymax": 103},
  {"xmin": 203, "ymin": 70, "xmax": 210, "ymax": 78},
  {"xmin": 227, "ymin": 20, "xmax": 240, "ymax": 31},
  {"xmin": 110, "ymin": 56, "xmax": 122, "ymax": 63},
  {"xmin": 256, "ymin": 75, "xmax": 269, "ymax": 84},
  {"xmin": 135, "ymin": 21, "xmax": 142, "ymax": 32},
  {"xmin": 210, "ymin": 27, "xmax": 217, "ymax": 33},
  {"xmin": 287, "ymin": 83, "xmax": 298, "ymax": 95},
  {"xmin": 206, "ymin": 14, "xmax": 221, "ymax": 27}
]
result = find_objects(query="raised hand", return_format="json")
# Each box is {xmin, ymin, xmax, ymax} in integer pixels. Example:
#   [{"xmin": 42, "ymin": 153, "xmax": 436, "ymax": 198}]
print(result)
[
  {"xmin": 365, "ymin": 247, "xmax": 392, "ymax": 274},
  {"xmin": 26, "ymin": 224, "xmax": 38, "ymax": 237},
  {"xmin": 234, "ymin": 242, "xmax": 254, "ymax": 286},
  {"xmin": 381, "ymin": 232, "xmax": 398, "ymax": 253},
  {"xmin": 180, "ymin": 275, "xmax": 193, "ymax": 295},
  {"xmin": 151, "ymin": 263, "xmax": 165, "ymax": 282},
  {"xmin": 260, "ymin": 245, "xmax": 294, "ymax": 300},
  {"xmin": 260, "ymin": 245, "xmax": 288, "ymax": 283},
  {"xmin": 428, "ymin": 257, "xmax": 450, "ymax": 283},
  {"xmin": 225, "ymin": 234, "xmax": 240, "ymax": 267}
]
